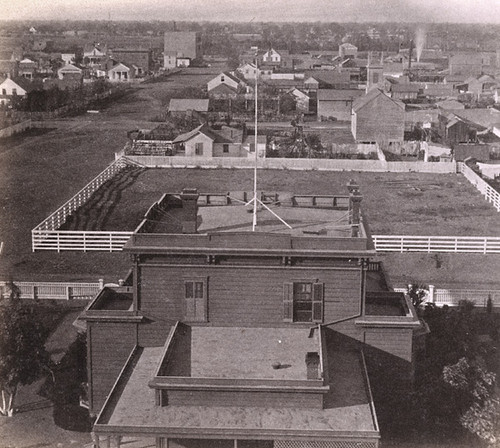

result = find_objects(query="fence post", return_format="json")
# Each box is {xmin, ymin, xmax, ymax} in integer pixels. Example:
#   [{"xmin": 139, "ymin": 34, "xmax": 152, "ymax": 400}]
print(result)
[
  {"xmin": 66, "ymin": 286, "xmax": 72, "ymax": 300},
  {"xmin": 400, "ymin": 237, "xmax": 404, "ymax": 253},
  {"xmin": 99, "ymin": 278, "xmax": 104, "ymax": 290},
  {"xmin": 428, "ymin": 285, "xmax": 435, "ymax": 304}
]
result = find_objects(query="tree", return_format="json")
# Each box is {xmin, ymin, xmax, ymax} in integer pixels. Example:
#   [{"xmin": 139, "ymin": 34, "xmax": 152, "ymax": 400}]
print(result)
[
  {"xmin": 443, "ymin": 357, "xmax": 499, "ymax": 445},
  {"xmin": 0, "ymin": 295, "xmax": 51, "ymax": 416}
]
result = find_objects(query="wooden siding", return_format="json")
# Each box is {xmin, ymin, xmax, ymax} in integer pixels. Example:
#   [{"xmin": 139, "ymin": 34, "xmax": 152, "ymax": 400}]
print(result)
[
  {"xmin": 163, "ymin": 389, "xmax": 323, "ymax": 408},
  {"xmin": 364, "ymin": 328, "xmax": 413, "ymax": 362},
  {"xmin": 185, "ymin": 133, "xmax": 214, "ymax": 157},
  {"xmin": 354, "ymin": 95, "xmax": 404, "ymax": 143},
  {"xmin": 138, "ymin": 265, "xmax": 362, "ymax": 330},
  {"xmin": 328, "ymin": 320, "xmax": 414, "ymax": 362},
  {"xmin": 88, "ymin": 322, "xmax": 137, "ymax": 414},
  {"xmin": 317, "ymin": 100, "xmax": 354, "ymax": 121}
]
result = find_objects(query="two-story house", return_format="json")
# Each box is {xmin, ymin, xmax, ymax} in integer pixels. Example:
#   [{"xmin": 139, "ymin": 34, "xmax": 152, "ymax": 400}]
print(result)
[{"xmin": 80, "ymin": 184, "xmax": 424, "ymax": 448}]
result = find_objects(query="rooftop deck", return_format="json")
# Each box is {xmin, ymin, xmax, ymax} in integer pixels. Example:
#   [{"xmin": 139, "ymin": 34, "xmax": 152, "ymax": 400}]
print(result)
[
  {"xmin": 171, "ymin": 326, "xmax": 321, "ymax": 381},
  {"xmin": 95, "ymin": 340, "xmax": 379, "ymax": 440}
]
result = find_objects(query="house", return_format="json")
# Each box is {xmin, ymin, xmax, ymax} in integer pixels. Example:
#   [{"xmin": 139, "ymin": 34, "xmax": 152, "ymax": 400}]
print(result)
[
  {"xmin": 242, "ymin": 134, "xmax": 266, "ymax": 157},
  {"xmin": 0, "ymin": 51, "xmax": 19, "ymax": 78},
  {"xmin": 163, "ymin": 31, "xmax": 202, "ymax": 68},
  {"xmin": 389, "ymin": 83, "xmax": 421, "ymax": 101},
  {"xmin": 0, "ymin": 77, "xmax": 32, "ymax": 105},
  {"xmin": 237, "ymin": 62, "xmax": 272, "ymax": 81},
  {"xmin": 339, "ymin": 43, "xmax": 358, "ymax": 59},
  {"xmin": 57, "ymin": 63, "xmax": 82, "ymax": 81},
  {"xmin": 449, "ymin": 52, "xmax": 483, "ymax": 76},
  {"xmin": 351, "ymin": 89, "xmax": 405, "ymax": 144},
  {"xmin": 109, "ymin": 48, "xmax": 153, "ymax": 76},
  {"xmin": 164, "ymin": 51, "xmax": 178, "ymax": 69},
  {"xmin": 304, "ymin": 70, "xmax": 351, "ymax": 89},
  {"xmin": 84, "ymin": 46, "xmax": 107, "ymax": 67},
  {"xmin": 436, "ymin": 99, "xmax": 465, "ymax": 110},
  {"xmin": 18, "ymin": 58, "xmax": 37, "ymax": 80},
  {"xmin": 317, "ymin": 89, "xmax": 364, "ymax": 121},
  {"xmin": 287, "ymin": 88, "xmax": 311, "ymax": 113},
  {"xmin": 168, "ymin": 99, "xmax": 210, "ymax": 117},
  {"xmin": 173, "ymin": 124, "xmax": 265, "ymax": 158},
  {"xmin": 80, "ymin": 183, "xmax": 424, "ymax": 448},
  {"xmin": 207, "ymin": 72, "xmax": 242, "ymax": 94},
  {"xmin": 438, "ymin": 112, "xmax": 484, "ymax": 145},
  {"xmin": 108, "ymin": 62, "xmax": 134, "ymax": 82}
]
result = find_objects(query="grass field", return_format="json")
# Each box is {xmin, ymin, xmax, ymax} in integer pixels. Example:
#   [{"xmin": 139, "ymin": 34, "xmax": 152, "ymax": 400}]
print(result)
[
  {"xmin": 2, "ymin": 66, "xmax": 500, "ymax": 289},
  {"xmin": 67, "ymin": 168, "xmax": 500, "ymax": 238}
]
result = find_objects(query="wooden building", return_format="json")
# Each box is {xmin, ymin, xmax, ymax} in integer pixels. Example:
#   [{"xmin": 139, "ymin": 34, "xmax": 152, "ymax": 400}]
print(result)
[
  {"xmin": 80, "ymin": 186, "xmax": 424, "ymax": 448},
  {"xmin": 351, "ymin": 89, "xmax": 405, "ymax": 144}
]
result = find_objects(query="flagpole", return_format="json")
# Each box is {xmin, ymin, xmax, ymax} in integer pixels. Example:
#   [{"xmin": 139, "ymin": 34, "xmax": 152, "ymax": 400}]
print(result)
[{"xmin": 252, "ymin": 56, "xmax": 258, "ymax": 231}]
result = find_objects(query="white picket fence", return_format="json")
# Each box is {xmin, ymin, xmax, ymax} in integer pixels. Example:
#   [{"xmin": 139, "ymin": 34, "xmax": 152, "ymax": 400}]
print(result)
[
  {"xmin": 32, "ymin": 157, "xmax": 131, "ymax": 251},
  {"xmin": 0, "ymin": 281, "xmax": 102, "ymax": 300},
  {"xmin": 33, "ymin": 158, "xmax": 129, "ymax": 233},
  {"xmin": 459, "ymin": 161, "xmax": 500, "ymax": 212},
  {"xmin": 373, "ymin": 235, "xmax": 500, "ymax": 254},
  {"xmin": 394, "ymin": 287, "xmax": 500, "ymax": 307},
  {"xmin": 32, "ymin": 230, "xmax": 133, "ymax": 252}
]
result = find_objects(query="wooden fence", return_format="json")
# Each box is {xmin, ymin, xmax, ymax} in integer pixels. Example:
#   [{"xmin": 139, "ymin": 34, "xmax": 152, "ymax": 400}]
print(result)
[
  {"xmin": 394, "ymin": 287, "xmax": 500, "ymax": 307},
  {"xmin": 459, "ymin": 161, "xmax": 500, "ymax": 212},
  {"xmin": 123, "ymin": 154, "xmax": 457, "ymax": 173},
  {"xmin": 32, "ymin": 158, "xmax": 131, "ymax": 251},
  {"xmin": 0, "ymin": 281, "xmax": 102, "ymax": 300},
  {"xmin": 32, "ymin": 230, "xmax": 134, "ymax": 252},
  {"xmin": 373, "ymin": 235, "xmax": 500, "ymax": 254}
]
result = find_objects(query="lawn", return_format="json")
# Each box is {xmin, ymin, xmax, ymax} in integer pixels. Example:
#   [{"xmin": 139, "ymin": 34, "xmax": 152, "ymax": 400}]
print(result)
[{"xmin": 77, "ymin": 168, "xmax": 500, "ymax": 238}]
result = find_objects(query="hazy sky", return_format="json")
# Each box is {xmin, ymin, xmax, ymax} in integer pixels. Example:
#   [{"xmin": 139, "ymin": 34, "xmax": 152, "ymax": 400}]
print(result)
[{"xmin": 2, "ymin": 0, "xmax": 500, "ymax": 23}]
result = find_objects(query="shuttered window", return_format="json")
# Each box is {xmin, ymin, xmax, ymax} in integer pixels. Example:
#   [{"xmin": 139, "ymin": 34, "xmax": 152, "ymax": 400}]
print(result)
[
  {"xmin": 184, "ymin": 278, "xmax": 207, "ymax": 322},
  {"xmin": 283, "ymin": 281, "xmax": 324, "ymax": 323}
]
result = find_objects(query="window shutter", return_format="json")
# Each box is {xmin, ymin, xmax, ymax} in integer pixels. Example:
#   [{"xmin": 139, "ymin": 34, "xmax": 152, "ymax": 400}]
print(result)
[
  {"xmin": 283, "ymin": 282, "xmax": 293, "ymax": 322},
  {"xmin": 312, "ymin": 282, "xmax": 324, "ymax": 323}
]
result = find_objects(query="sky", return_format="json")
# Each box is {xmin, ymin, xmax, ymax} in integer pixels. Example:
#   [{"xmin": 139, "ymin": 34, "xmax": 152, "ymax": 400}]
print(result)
[{"xmin": 2, "ymin": 0, "xmax": 500, "ymax": 23}]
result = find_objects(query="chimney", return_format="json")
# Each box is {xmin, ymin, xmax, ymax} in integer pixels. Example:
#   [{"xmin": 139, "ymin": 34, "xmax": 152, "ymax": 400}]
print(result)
[
  {"xmin": 349, "ymin": 190, "xmax": 363, "ymax": 237},
  {"xmin": 305, "ymin": 352, "xmax": 320, "ymax": 380},
  {"xmin": 180, "ymin": 188, "xmax": 199, "ymax": 234}
]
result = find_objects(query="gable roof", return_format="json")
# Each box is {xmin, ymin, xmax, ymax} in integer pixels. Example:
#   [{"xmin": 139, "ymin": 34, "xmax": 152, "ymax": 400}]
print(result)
[
  {"xmin": 58, "ymin": 63, "xmax": 82, "ymax": 73},
  {"xmin": 352, "ymin": 89, "xmax": 404, "ymax": 112},
  {"xmin": 173, "ymin": 124, "xmax": 242, "ymax": 144},
  {"xmin": 391, "ymin": 84, "xmax": 420, "ymax": 93},
  {"xmin": 169, "ymin": 98, "xmax": 209, "ymax": 112},
  {"xmin": 317, "ymin": 89, "xmax": 364, "ymax": 101}
]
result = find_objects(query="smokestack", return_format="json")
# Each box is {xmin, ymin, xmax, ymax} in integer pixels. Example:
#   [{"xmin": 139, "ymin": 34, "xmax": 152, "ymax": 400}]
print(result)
[
  {"xmin": 180, "ymin": 188, "xmax": 199, "ymax": 234},
  {"xmin": 408, "ymin": 39, "xmax": 414, "ymax": 70}
]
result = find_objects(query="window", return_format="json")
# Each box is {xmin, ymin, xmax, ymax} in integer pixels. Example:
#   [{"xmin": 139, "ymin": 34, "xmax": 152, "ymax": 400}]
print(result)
[
  {"xmin": 223, "ymin": 144, "xmax": 229, "ymax": 153},
  {"xmin": 195, "ymin": 142, "xmax": 203, "ymax": 155},
  {"xmin": 12, "ymin": 88, "xmax": 17, "ymax": 95},
  {"xmin": 372, "ymin": 73, "xmax": 379, "ymax": 84},
  {"xmin": 184, "ymin": 278, "xmax": 207, "ymax": 322},
  {"xmin": 2, "ymin": 89, "xmax": 6, "ymax": 95},
  {"xmin": 221, "ymin": 75, "xmax": 225, "ymax": 82},
  {"xmin": 283, "ymin": 281, "xmax": 324, "ymax": 323}
]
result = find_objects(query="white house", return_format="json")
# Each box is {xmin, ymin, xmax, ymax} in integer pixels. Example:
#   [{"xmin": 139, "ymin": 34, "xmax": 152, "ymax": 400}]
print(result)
[
  {"xmin": 262, "ymin": 48, "xmax": 282, "ymax": 64},
  {"xmin": 207, "ymin": 72, "xmax": 241, "ymax": 92},
  {"xmin": 0, "ymin": 77, "xmax": 30, "ymax": 105},
  {"xmin": 108, "ymin": 62, "xmax": 133, "ymax": 82},
  {"xmin": 57, "ymin": 63, "xmax": 82, "ymax": 80}
]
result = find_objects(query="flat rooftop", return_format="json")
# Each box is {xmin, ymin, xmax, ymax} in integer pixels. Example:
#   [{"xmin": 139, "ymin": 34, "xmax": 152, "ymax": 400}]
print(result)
[
  {"xmin": 189, "ymin": 327, "xmax": 320, "ymax": 380},
  {"xmin": 97, "ymin": 343, "xmax": 378, "ymax": 437},
  {"xmin": 197, "ymin": 205, "xmax": 351, "ymax": 238}
]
